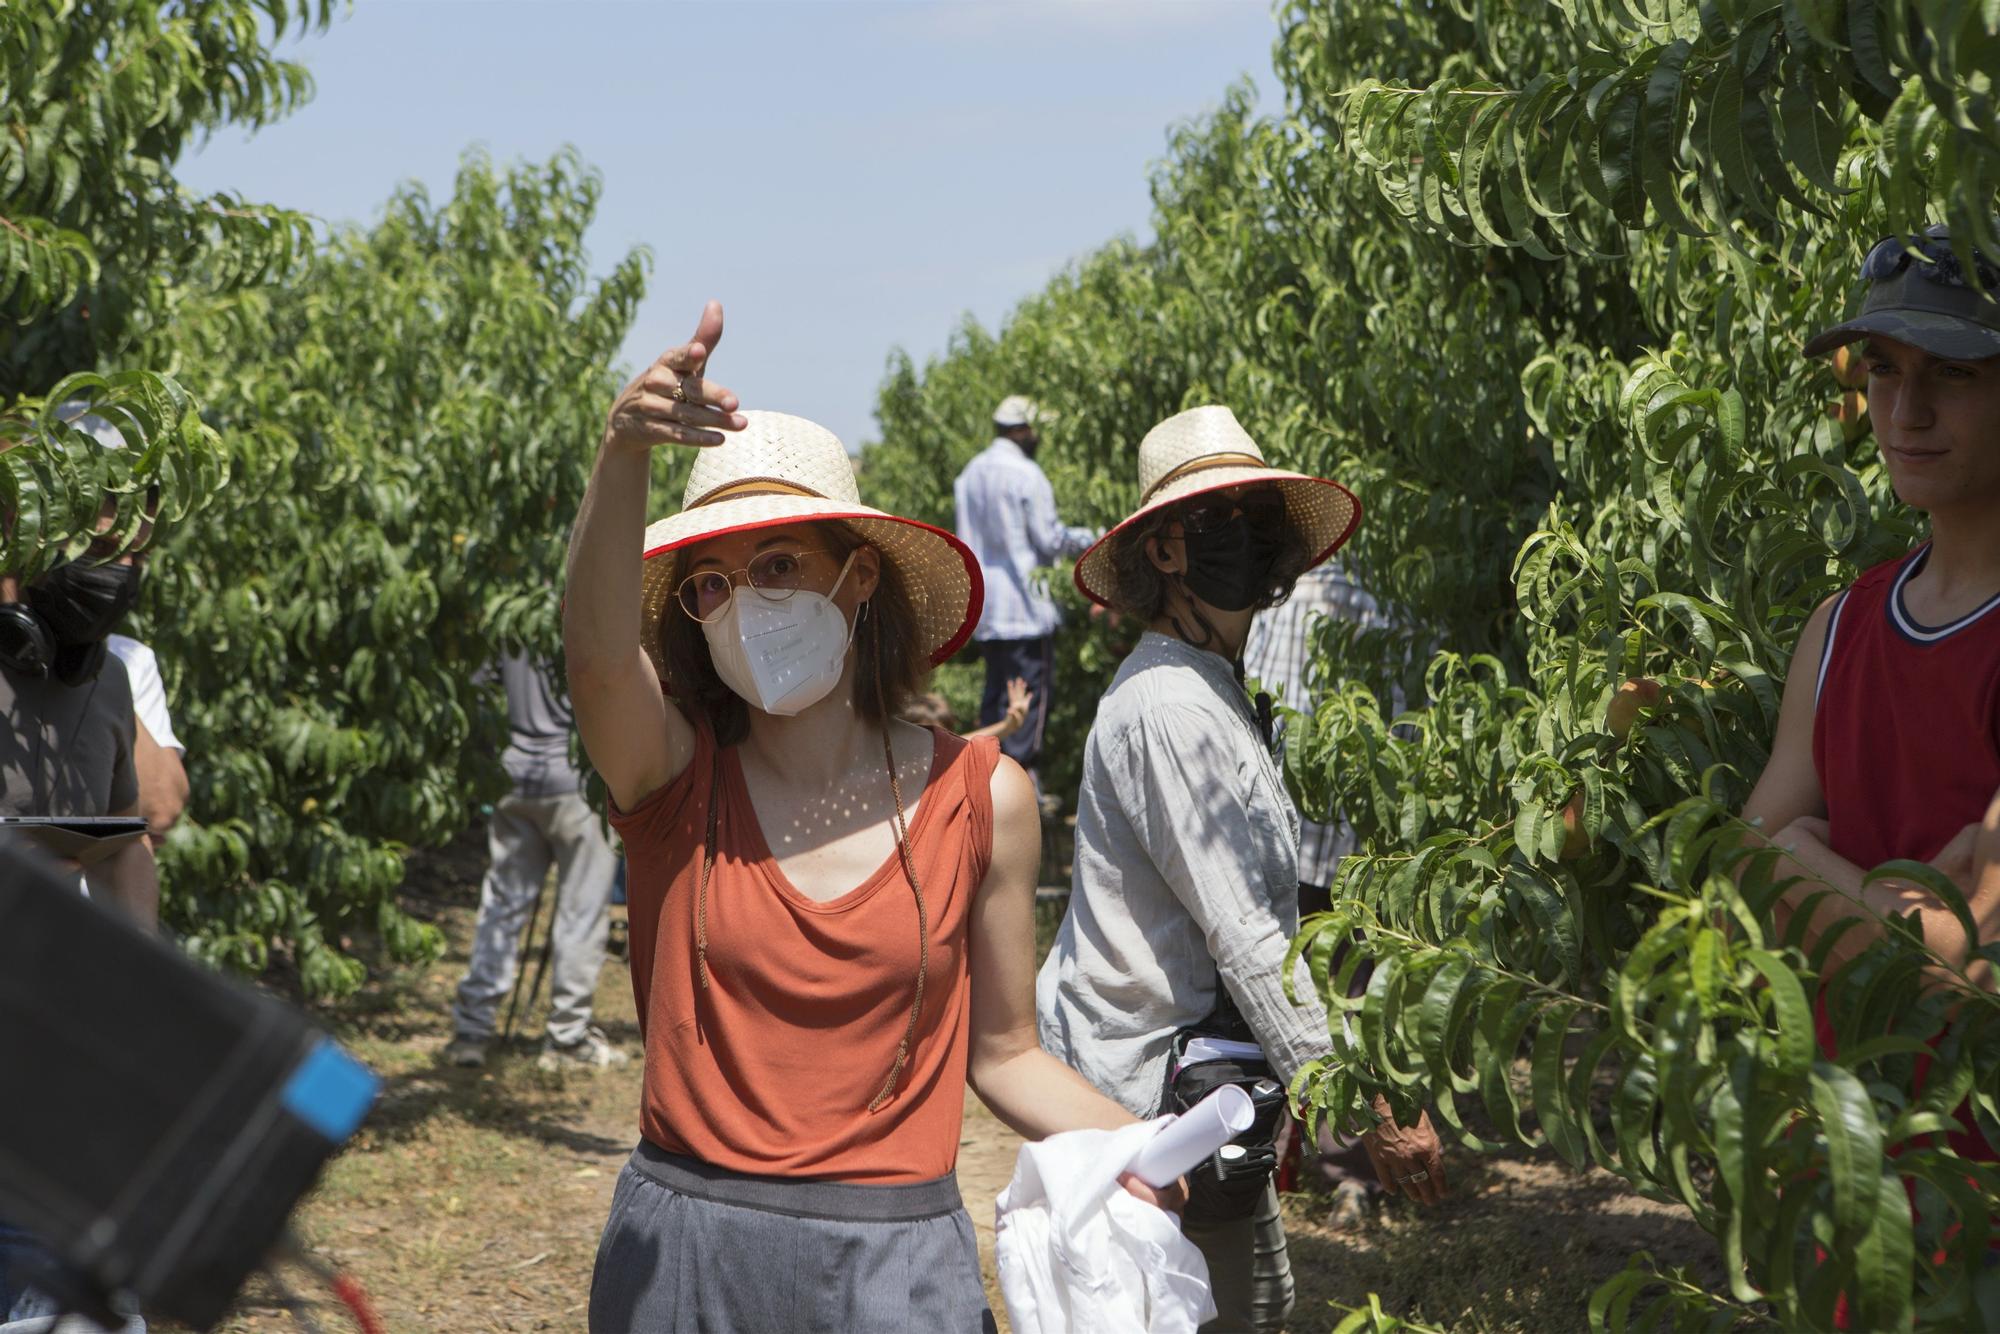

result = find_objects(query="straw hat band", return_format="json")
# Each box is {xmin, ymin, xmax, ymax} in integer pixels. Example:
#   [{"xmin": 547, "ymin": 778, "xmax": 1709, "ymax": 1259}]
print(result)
[
  {"xmin": 689, "ymin": 476, "xmax": 829, "ymax": 508},
  {"xmin": 1141, "ymin": 452, "xmax": 1270, "ymax": 503}
]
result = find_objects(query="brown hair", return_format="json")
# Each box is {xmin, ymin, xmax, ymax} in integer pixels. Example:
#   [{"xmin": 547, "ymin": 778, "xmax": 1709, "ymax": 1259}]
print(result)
[
  {"xmin": 1106, "ymin": 502, "xmax": 1316, "ymax": 622},
  {"xmin": 657, "ymin": 521, "xmax": 928, "ymax": 745},
  {"xmin": 898, "ymin": 691, "xmax": 958, "ymax": 730}
]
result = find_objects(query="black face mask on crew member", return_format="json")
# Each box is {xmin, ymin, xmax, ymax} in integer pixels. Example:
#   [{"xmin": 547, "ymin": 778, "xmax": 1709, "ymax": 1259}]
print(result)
[
  {"xmin": 27, "ymin": 560, "xmax": 143, "ymax": 648},
  {"xmin": 1179, "ymin": 515, "xmax": 1284, "ymax": 613}
]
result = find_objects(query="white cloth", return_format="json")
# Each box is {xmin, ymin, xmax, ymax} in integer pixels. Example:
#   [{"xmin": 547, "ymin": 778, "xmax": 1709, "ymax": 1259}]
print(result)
[
  {"xmin": 952, "ymin": 437, "xmax": 1095, "ymax": 641},
  {"xmin": 995, "ymin": 1120, "xmax": 1216, "ymax": 1334},
  {"xmin": 105, "ymin": 636, "xmax": 181, "ymax": 753}
]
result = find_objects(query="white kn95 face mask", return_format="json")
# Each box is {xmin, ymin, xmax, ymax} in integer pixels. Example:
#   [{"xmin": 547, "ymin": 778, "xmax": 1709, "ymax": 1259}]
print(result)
[{"xmin": 701, "ymin": 551, "xmax": 860, "ymax": 716}]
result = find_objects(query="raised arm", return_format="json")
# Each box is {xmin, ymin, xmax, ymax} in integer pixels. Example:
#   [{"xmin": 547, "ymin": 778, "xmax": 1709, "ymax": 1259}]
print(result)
[
  {"xmin": 565, "ymin": 301, "xmax": 745, "ymax": 811},
  {"xmin": 1022, "ymin": 470, "xmax": 1095, "ymax": 564}
]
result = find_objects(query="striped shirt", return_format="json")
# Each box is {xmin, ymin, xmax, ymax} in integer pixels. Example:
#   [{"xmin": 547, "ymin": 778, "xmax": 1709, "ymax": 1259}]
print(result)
[{"xmin": 1242, "ymin": 561, "xmax": 1387, "ymax": 889}]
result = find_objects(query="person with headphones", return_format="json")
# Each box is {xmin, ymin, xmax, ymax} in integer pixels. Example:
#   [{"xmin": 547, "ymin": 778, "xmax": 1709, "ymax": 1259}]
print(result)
[
  {"xmin": 0, "ymin": 459, "xmax": 154, "ymax": 1326},
  {"xmin": 0, "ymin": 498, "xmax": 156, "ymax": 923}
]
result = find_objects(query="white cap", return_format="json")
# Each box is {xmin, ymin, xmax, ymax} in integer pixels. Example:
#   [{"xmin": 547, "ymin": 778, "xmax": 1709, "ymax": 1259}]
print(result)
[{"xmin": 993, "ymin": 395, "xmax": 1052, "ymax": 429}]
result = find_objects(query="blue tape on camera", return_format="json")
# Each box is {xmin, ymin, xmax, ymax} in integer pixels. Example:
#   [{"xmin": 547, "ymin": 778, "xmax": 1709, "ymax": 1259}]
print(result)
[{"xmin": 279, "ymin": 1039, "xmax": 380, "ymax": 1143}]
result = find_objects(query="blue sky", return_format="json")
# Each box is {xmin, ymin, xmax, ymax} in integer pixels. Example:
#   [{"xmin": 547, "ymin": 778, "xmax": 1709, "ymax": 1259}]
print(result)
[{"xmin": 178, "ymin": 0, "xmax": 1279, "ymax": 453}]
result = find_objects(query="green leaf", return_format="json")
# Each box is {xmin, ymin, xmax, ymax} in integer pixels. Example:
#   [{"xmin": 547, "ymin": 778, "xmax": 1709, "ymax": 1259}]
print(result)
[
  {"xmin": 1778, "ymin": 60, "xmax": 1849, "ymax": 195},
  {"xmin": 1640, "ymin": 39, "xmax": 1704, "ymax": 235},
  {"xmin": 1851, "ymin": 1165, "xmax": 1917, "ymax": 1331},
  {"xmin": 1744, "ymin": 950, "xmax": 1815, "ymax": 1076},
  {"xmin": 1809, "ymin": 1059, "xmax": 1886, "ymax": 1244}
]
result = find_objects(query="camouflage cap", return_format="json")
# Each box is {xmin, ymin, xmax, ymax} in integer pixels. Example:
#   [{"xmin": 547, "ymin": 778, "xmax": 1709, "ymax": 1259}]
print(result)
[{"xmin": 1804, "ymin": 225, "xmax": 2000, "ymax": 361}]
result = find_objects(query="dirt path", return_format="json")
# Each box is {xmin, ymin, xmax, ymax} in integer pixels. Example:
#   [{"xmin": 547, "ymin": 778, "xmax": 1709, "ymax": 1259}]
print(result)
[{"xmin": 191, "ymin": 845, "xmax": 1720, "ymax": 1333}]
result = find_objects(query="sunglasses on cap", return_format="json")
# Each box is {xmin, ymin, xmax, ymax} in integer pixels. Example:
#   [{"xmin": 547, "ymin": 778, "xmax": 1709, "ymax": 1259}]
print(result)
[
  {"xmin": 1171, "ymin": 487, "xmax": 1287, "ymax": 536},
  {"xmin": 1861, "ymin": 234, "xmax": 2000, "ymax": 293}
]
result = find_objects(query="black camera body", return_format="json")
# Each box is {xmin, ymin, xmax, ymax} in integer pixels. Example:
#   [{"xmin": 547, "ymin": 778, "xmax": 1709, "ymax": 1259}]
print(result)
[
  {"xmin": 1162, "ymin": 992, "xmax": 1290, "ymax": 1221},
  {"xmin": 0, "ymin": 841, "xmax": 377, "ymax": 1329}
]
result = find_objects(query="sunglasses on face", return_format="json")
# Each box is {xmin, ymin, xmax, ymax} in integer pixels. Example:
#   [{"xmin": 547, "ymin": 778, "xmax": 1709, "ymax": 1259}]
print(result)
[
  {"xmin": 1861, "ymin": 234, "xmax": 2000, "ymax": 292},
  {"xmin": 1172, "ymin": 488, "xmax": 1287, "ymax": 536},
  {"xmin": 677, "ymin": 548, "xmax": 834, "ymax": 623}
]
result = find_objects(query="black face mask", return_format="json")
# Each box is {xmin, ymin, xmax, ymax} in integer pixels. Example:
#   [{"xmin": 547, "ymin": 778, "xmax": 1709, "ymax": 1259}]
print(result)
[
  {"xmin": 1180, "ymin": 515, "xmax": 1284, "ymax": 613},
  {"xmin": 52, "ymin": 640, "xmax": 109, "ymax": 685},
  {"xmin": 27, "ymin": 560, "xmax": 143, "ymax": 648}
]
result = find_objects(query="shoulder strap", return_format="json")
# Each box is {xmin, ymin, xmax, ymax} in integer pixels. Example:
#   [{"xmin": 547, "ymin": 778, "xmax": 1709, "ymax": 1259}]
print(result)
[{"xmin": 964, "ymin": 733, "xmax": 1002, "ymax": 886}]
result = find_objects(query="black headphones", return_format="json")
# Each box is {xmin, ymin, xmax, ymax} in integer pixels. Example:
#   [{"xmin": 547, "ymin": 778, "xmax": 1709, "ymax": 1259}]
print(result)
[
  {"xmin": 0, "ymin": 598, "xmax": 107, "ymax": 683},
  {"xmin": 0, "ymin": 601, "xmax": 56, "ymax": 677}
]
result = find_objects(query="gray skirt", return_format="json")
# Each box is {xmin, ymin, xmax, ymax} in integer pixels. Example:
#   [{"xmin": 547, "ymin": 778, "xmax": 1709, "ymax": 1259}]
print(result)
[{"xmin": 588, "ymin": 1141, "xmax": 995, "ymax": 1333}]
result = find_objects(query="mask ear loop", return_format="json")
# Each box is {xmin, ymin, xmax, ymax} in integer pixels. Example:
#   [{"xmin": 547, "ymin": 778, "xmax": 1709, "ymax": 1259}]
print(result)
[{"xmin": 1169, "ymin": 573, "xmax": 1222, "ymax": 653}]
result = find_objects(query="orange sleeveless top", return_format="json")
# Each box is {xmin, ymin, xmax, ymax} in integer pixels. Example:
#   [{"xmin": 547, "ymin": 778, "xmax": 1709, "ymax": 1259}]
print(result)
[{"xmin": 609, "ymin": 724, "xmax": 1000, "ymax": 1184}]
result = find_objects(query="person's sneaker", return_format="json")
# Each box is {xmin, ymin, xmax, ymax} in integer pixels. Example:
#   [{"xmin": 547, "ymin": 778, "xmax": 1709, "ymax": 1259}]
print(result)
[
  {"xmin": 537, "ymin": 1026, "xmax": 630, "ymax": 1073},
  {"xmin": 442, "ymin": 1034, "xmax": 490, "ymax": 1069},
  {"xmin": 1325, "ymin": 1179, "xmax": 1374, "ymax": 1232}
]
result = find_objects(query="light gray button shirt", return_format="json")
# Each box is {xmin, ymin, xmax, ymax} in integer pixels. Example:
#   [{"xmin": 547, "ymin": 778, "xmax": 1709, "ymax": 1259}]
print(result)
[
  {"xmin": 953, "ymin": 437, "xmax": 1096, "ymax": 641},
  {"xmin": 1036, "ymin": 632, "xmax": 1335, "ymax": 1117}
]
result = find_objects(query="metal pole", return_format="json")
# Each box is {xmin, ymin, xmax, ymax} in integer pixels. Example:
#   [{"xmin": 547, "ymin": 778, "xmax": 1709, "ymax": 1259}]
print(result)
[
  {"xmin": 499, "ymin": 870, "xmax": 552, "ymax": 1043},
  {"xmin": 515, "ymin": 875, "xmax": 560, "ymax": 1044}
]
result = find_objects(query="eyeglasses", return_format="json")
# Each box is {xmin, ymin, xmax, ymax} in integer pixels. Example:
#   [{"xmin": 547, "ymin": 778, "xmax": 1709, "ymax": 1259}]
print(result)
[
  {"xmin": 1861, "ymin": 234, "xmax": 2000, "ymax": 293},
  {"xmin": 1171, "ymin": 487, "xmax": 1287, "ymax": 536},
  {"xmin": 677, "ymin": 548, "xmax": 833, "ymax": 623}
]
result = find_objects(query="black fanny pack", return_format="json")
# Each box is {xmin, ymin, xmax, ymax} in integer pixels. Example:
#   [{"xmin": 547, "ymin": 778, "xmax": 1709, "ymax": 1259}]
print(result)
[{"xmin": 1161, "ymin": 985, "xmax": 1289, "ymax": 1221}]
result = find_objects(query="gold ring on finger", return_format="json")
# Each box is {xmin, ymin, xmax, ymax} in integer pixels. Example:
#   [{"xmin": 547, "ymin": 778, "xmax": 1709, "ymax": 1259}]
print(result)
[{"xmin": 670, "ymin": 378, "xmax": 688, "ymax": 404}]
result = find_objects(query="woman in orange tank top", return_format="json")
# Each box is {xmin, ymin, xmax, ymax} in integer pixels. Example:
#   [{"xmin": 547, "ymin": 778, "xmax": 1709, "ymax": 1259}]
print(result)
[{"xmin": 563, "ymin": 304, "xmax": 1179, "ymax": 1332}]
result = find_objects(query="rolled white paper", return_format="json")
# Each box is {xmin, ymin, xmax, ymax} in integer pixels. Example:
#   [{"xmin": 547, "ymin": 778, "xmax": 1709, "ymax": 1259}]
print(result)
[{"xmin": 1127, "ymin": 1084, "xmax": 1255, "ymax": 1188}]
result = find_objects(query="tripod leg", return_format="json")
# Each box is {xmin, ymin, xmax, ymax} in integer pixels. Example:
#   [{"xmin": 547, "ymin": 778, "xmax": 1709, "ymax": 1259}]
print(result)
[
  {"xmin": 499, "ymin": 870, "xmax": 551, "ymax": 1044},
  {"xmin": 519, "ymin": 876, "xmax": 561, "ymax": 1042}
]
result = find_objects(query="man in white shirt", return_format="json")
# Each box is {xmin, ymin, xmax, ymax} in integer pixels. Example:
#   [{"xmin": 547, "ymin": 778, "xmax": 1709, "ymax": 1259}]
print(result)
[
  {"xmin": 107, "ymin": 636, "xmax": 187, "ymax": 850},
  {"xmin": 951, "ymin": 396, "xmax": 1094, "ymax": 791}
]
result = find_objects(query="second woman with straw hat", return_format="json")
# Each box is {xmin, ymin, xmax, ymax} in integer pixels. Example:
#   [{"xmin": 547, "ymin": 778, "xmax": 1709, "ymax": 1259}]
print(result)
[
  {"xmin": 1037, "ymin": 404, "xmax": 1448, "ymax": 1332},
  {"xmin": 563, "ymin": 302, "xmax": 1181, "ymax": 1332}
]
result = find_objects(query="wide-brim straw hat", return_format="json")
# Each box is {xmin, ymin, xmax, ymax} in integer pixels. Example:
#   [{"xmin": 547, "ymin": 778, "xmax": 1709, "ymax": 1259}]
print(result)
[
  {"xmin": 638, "ymin": 410, "xmax": 983, "ymax": 679},
  {"xmin": 1073, "ymin": 405, "xmax": 1361, "ymax": 612}
]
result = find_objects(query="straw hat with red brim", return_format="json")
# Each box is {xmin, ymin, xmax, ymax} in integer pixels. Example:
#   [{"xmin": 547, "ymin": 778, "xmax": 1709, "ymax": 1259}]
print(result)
[
  {"xmin": 638, "ymin": 410, "xmax": 983, "ymax": 680},
  {"xmin": 1073, "ymin": 405, "xmax": 1361, "ymax": 612}
]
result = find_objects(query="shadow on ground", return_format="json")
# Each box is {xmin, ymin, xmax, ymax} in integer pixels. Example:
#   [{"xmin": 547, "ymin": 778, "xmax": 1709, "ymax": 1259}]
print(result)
[{"xmin": 1284, "ymin": 1131, "xmax": 1727, "ymax": 1332}]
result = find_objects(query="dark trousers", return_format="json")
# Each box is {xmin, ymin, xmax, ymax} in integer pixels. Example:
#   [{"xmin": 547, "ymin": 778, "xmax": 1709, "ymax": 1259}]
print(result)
[{"xmin": 977, "ymin": 635, "xmax": 1055, "ymax": 775}]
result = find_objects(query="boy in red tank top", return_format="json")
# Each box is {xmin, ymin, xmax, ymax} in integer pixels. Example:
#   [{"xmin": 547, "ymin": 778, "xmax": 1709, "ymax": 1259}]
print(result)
[{"xmin": 1739, "ymin": 226, "xmax": 2000, "ymax": 1174}]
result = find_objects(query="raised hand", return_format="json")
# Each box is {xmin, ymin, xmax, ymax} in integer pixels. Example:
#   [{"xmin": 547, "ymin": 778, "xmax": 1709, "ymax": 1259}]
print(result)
[
  {"xmin": 1003, "ymin": 676, "xmax": 1032, "ymax": 731},
  {"xmin": 602, "ymin": 300, "xmax": 747, "ymax": 453}
]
